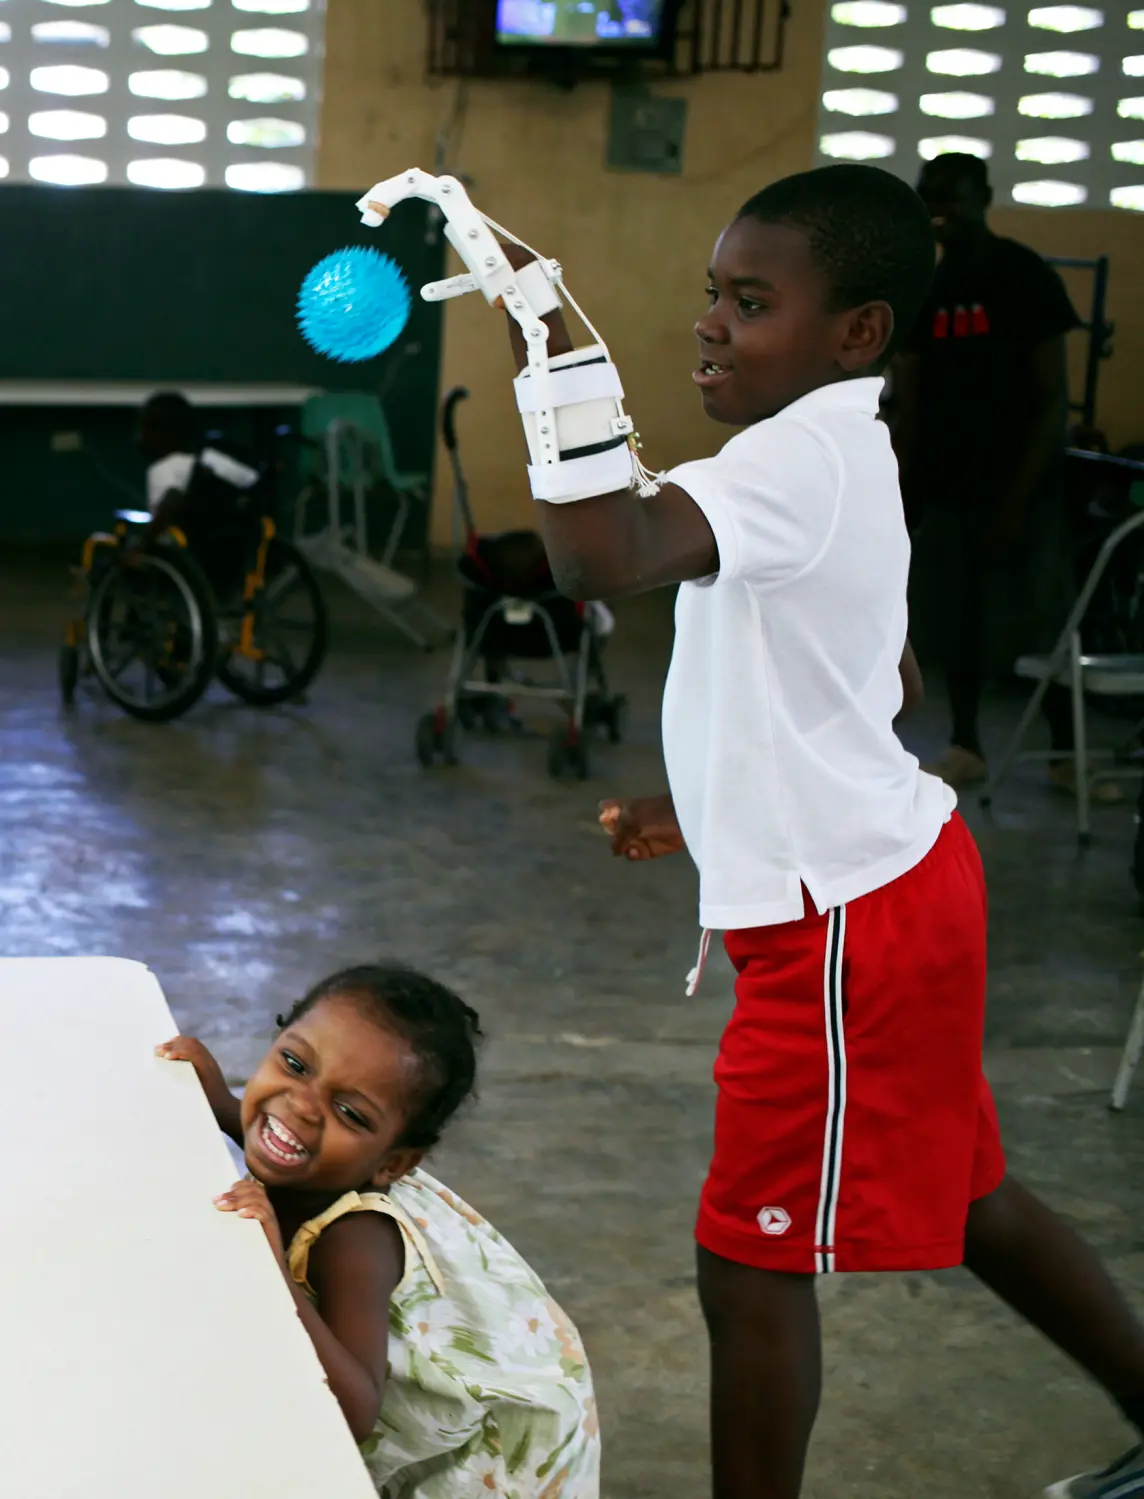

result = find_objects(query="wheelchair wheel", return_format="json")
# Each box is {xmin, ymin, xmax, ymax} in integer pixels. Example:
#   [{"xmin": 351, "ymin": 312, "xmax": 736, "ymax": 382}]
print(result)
[
  {"xmin": 216, "ymin": 539, "xmax": 327, "ymax": 707},
  {"xmin": 87, "ymin": 551, "xmax": 217, "ymax": 722}
]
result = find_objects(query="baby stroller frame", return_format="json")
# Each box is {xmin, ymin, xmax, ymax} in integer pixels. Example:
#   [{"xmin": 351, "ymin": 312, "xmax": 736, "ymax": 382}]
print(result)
[{"xmin": 415, "ymin": 388, "xmax": 627, "ymax": 780}]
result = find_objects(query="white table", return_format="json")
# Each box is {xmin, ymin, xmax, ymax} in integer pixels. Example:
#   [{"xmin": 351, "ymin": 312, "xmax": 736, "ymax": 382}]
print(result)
[
  {"xmin": 0, "ymin": 957, "xmax": 376, "ymax": 1499},
  {"xmin": 0, "ymin": 382, "xmax": 320, "ymax": 407}
]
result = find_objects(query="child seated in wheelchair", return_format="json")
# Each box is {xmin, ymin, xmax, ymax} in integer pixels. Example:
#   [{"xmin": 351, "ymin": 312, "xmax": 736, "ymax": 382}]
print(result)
[{"xmin": 133, "ymin": 391, "xmax": 271, "ymax": 597}]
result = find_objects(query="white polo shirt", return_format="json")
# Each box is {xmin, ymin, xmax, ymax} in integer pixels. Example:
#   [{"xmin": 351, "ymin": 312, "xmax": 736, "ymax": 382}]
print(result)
[{"xmin": 662, "ymin": 376, "xmax": 954, "ymax": 931}]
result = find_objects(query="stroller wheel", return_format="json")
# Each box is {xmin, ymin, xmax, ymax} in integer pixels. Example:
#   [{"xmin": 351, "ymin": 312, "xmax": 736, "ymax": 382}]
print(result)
[
  {"xmin": 455, "ymin": 695, "xmax": 482, "ymax": 733},
  {"xmin": 605, "ymin": 694, "xmax": 629, "ymax": 745},
  {"xmin": 416, "ymin": 711, "xmax": 460, "ymax": 769},
  {"xmin": 59, "ymin": 643, "xmax": 80, "ymax": 708},
  {"xmin": 482, "ymin": 698, "xmax": 512, "ymax": 734},
  {"xmin": 548, "ymin": 727, "xmax": 590, "ymax": 782}
]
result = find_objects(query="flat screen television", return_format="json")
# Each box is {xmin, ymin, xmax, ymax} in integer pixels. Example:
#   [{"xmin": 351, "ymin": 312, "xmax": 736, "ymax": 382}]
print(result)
[{"xmin": 495, "ymin": 1, "xmax": 669, "ymax": 50}]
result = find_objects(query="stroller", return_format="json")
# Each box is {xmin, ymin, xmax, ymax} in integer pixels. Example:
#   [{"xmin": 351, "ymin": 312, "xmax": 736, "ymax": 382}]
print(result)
[{"xmin": 415, "ymin": 387, "xmax": 628, "ymax": 780}]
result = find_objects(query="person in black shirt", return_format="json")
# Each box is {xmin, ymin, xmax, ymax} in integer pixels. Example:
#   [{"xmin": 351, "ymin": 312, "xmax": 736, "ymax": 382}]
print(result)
[{"xmin": 895, "ymin": 153, "xmax": 1101, "ymax": 797}]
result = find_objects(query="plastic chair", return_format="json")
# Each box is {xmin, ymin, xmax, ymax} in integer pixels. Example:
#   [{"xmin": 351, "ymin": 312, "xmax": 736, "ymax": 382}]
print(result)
[
  {"xmin": 297, "ymin": 391, "xmax": 430, "ymax": 563},
  {"xmin": 299, "ymin": 392, "xmax": 428, "ymax": 492},
  {"xmin": 293, "ymin": 392, "xmax": 445, "ymax": 650}
]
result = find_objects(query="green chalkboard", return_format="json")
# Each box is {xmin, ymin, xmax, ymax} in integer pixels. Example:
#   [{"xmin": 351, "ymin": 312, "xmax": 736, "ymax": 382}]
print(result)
[
  {"xmin": 0, "ymin": 185, "xmax": 444, "ymax": 387},
  {"xmin": 0, "ymin": 186, "xmax": 446, "ymax": 540}
]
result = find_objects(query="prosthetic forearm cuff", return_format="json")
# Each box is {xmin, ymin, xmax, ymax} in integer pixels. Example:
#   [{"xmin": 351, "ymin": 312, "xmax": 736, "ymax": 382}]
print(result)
[{"xmin": 514, "ymin": 345, "xmax": 633, "ymax": 503}]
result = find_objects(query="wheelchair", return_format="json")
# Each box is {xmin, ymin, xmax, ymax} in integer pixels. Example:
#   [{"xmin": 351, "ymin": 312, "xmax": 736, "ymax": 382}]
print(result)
[{"xmin": 59, "ymin": 506, "xmax": 328, "ymax": 723}]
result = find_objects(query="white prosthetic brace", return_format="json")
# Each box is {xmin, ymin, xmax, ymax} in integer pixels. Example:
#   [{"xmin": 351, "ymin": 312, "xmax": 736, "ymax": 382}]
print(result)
[{"xmin": 356, "ymin": 168, "xmax": 663, "ymax": 503}]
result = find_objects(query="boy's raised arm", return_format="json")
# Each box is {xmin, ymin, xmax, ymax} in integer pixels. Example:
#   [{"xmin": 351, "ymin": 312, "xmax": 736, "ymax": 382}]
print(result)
[{"xmin": 501, "ymin": 247, "xmax": 717, "ymax": 600}]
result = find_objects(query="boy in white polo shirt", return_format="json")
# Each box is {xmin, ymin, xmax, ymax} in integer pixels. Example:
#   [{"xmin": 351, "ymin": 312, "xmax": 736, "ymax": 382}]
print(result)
[{"xmin": 502, "ymin": 165, "xmax": 1144, "ymax": 1498}]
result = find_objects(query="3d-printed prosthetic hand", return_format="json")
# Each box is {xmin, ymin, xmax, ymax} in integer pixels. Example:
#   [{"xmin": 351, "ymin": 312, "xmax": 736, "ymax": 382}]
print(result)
[{"xmin": 356, "ymin": 168, "xmax": 662, "ymax": 503}]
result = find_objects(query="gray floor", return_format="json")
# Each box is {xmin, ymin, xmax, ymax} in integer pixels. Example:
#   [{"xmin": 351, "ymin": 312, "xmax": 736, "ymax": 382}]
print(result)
[{"xmin": 4, "ymin": 548, "xmax": 1144, "ymax": 1497}]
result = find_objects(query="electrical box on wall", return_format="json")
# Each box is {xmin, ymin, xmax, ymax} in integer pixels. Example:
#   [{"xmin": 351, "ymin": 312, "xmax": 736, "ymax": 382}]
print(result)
[{"xmin": 606, "ymin": 89, "xmax": 686, "ymax": 175}]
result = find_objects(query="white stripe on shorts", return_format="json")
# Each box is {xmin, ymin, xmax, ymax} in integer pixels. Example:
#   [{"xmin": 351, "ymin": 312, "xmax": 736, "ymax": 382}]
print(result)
[{"xmin": 814, "ymin": 906, "xmax": 848, "ymax": 1274}]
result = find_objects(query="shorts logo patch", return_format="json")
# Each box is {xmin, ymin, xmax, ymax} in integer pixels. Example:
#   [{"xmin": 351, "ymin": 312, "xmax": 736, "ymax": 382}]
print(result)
[{"xmin": 757, "ymin": 1205, "xmax": 792, "ymax": 1236}]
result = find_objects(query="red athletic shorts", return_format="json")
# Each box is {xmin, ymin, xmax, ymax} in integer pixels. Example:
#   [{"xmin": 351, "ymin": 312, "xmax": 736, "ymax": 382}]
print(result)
[{"xmin": 696, "ymin": 813, "xmax": 1006, "ymax": 1274}]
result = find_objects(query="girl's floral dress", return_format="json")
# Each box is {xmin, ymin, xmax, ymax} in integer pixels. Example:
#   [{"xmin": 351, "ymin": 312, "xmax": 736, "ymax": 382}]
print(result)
[{"xmin": 287, "ymin": 1168, "xmax": 600, "ymax": 1499}]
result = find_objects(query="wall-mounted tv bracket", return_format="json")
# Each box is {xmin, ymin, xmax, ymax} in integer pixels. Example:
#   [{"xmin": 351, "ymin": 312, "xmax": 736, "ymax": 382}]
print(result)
[{"xmin": 426, "ymin": 0, "xmax": 788, "ymax": 81}]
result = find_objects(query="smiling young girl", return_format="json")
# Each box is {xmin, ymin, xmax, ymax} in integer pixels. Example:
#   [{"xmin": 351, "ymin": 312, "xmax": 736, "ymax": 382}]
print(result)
[{"xmin": 158, "ymin": 964, "xmax": 599, "ymax": 1499}]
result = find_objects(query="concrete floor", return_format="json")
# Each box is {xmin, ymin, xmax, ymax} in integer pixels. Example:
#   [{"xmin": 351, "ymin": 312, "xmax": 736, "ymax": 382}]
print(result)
[{"xmin": 4, "ymin": 547, "xmax": 1144, "ymax": 1497}]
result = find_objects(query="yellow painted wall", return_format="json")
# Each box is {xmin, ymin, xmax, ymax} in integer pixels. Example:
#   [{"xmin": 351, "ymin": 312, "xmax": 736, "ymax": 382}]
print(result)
[{"xmin": 318, "ymin": 0, "xmax": 1144, "ymax": 545}]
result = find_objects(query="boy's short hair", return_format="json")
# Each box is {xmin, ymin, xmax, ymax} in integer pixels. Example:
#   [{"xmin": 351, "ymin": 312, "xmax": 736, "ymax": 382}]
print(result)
[{"xmin": 737, "ymin": 165, "xmax": 936, "ymax": 366}]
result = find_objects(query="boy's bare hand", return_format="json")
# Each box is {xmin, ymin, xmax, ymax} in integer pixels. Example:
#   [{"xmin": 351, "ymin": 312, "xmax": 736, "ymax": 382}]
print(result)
[
  {"xmin": 214, "ymin": 1178, "xmax": 287, "ymax": 1266},
  {"xmin": 599, "ymin": 794, "xmax": 685, "ymax": 861}
]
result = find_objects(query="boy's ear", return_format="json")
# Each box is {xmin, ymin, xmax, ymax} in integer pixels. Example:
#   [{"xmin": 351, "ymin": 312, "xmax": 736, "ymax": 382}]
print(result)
[
  {"xmin": 837, "ymin": 301, "xmax": 894, "ymax": 373},
  {"xmin": 371, "ymin": 1147, "xmax": 424, "ymax": 1188}
]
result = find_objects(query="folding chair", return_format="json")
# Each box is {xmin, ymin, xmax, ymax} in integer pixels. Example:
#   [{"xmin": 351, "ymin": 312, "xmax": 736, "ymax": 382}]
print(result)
[
  {"xmin": 1111, "ymin": 966, "xmax": 1144, "ymax": 1111},
  {"xmin": 980, "ymin": 453, "xmax": 1144, "ymax": 844}
]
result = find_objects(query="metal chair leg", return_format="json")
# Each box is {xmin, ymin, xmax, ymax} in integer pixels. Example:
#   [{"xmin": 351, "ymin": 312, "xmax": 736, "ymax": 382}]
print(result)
[
  {"xmin": 1070, "ymin": 629, "xmax": 1091, "ymax": 843},
  {"xmin": 1111, "ymin": 967, "xmax": 1144, "ymax": 1111},
  {"xmin": 980, "ymin": 655, "xmax": 1060, "ymax": 808},
  {"xmin": 980, "ymin": 503, "xmax": 1144, "ymax": 813}
]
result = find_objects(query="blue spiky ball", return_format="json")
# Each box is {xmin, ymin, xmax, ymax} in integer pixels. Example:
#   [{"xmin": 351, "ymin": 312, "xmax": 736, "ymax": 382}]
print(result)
[{"xmin": 296, "ymin": 247, "xmax": 412, "ymax": 363}]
